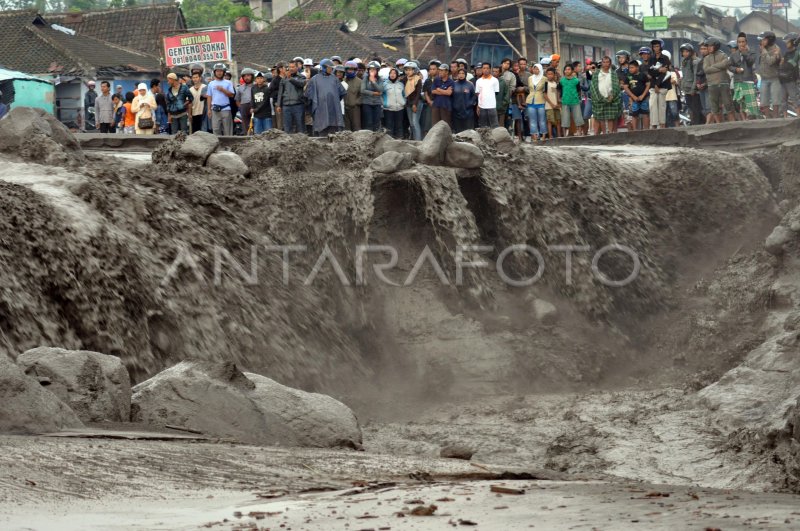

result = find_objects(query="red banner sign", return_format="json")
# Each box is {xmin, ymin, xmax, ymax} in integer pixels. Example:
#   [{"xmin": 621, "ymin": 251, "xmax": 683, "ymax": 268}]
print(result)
[{"xmin": 163, "ymin": 29, "xmax": 231, "ymax": 68}]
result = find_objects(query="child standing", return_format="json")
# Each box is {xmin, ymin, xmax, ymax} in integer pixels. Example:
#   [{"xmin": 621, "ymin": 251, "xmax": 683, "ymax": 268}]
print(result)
[
  {"xmin": 559, "ymin": 65, "xmax": 584, "ymax": 136},
  {"xmin": 543, "ymin": 67, "xmax": 561, "ymax": 138}
]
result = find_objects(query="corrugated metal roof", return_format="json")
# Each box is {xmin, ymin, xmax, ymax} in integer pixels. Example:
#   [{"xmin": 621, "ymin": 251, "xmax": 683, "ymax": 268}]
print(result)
[
  {"xmin": 557, "ymin": 0, "xmax": 648, "ymax": 39},
  {"xmin": 0, "ymin": 66, "xmax": 52, "ymax": 83}
]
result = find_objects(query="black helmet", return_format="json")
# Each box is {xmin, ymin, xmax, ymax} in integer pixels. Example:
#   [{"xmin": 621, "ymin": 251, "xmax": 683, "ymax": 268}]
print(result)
[
  {"xmin": 704, "ymin": 37, "xmax": 721, "ymax": 49},
  {"xmin": 679, "ymin": 43, "xmax": 695, "ymax": 53},
  {"xmin": 758, "ymin": 31, "xmax": 776, "ymax": 45},
  {"xmin": 784, "ymin": 32, "xmax": 799, "ymax": 43}
]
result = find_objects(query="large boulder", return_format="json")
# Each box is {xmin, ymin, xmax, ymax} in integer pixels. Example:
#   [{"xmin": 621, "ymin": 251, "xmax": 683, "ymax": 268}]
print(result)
[
  {"xmin": 418, "ymin": 121, "xmax": 453, "ymax": 165},
  {"xmin": 444, "ymin": 142, "xmax": 484, "ymax": 169},
  {"xmin": 370, "ymin": 151, "xmax": 414, "ymax": 173},
  {"xmin": 766, "ymin": 225, "xmax": 793, "ymax": 256},
  {"xmin": 489, "ymin": 127, "xmax": 517, "ymax": 154},
  {"xmin": 131, "ymin": 361, "xmax": 362, "ymax": 448},
  {"xmin": 245, "ymin": 372, "xmax": 362, "ymax": 449},
  {"xmin": 0, "ymin": 356, "xmax": 83, "ymax": 434},
  {"xmin": 0, "ymin": 107, "xmax": 82, "ymax": 163},
  {"xmin": 376, "ymin": 136, "xmax": 421, "ymax": 161},
  {"xmin": 16, "ymin": 347, "xmax": 131, "ymax": 423},
  {"xmin": 178, "ymin": 131, "xmax": 219, "ymax": 164},
  {"xmin": 207, "ymin": 150, "xmax": 250, "ymax": 176}
]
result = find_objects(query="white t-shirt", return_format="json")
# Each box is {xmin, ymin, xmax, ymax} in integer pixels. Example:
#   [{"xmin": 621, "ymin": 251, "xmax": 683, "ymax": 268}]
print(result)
[{"xmin": 475, "ymin": 76, "xmax": 499, "ymax": 109}]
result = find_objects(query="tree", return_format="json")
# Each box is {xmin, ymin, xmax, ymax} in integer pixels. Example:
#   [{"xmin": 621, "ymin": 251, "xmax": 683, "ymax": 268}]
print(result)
[
  {"xmin": 181, "ymin": 0, "xmax": 254, "ymax": 28},
  {"xmin": 333, "ymin": 0, "xmax": 415, "ymax": 24},
  {"xmin": 607, "ymin": 0, "xmax": 628, "ymax": 15},
  {"xmin": 668, "ymin": 0, "xmax": 698, "ymax": 16}
]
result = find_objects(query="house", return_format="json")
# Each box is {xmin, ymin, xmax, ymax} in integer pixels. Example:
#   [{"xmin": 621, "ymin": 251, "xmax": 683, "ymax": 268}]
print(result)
[
  {"xmin": 391, "ymin": 0, "xmax": 648, "ymax": 67},
  {"xmin": 48, "ymin": 4, "xmax": 186, "ymax": 58},
  {"xmin": 232, "ymin": 18, "xmax": 408, "ymax": 70},
  {"xmin": 0, "ymin": 10, "xmax": 162, "ymax": 126},
  {"xmin": 0, "ymin": 67, "xmax": 55, "ymax": 114},
  {"xmin": 739, "ymin": 10, "xmax": 800, "ymax": 39}
]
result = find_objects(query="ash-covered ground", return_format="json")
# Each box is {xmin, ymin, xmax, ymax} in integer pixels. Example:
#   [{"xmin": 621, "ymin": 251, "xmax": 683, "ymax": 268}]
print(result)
[{"xmin": 1, "ymin": 107, "xmax": 800, "ymax": 529}]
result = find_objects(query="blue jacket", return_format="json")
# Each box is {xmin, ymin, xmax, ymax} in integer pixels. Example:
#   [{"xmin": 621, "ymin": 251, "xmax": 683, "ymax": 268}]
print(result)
[
  {"xmin": 382, "ymin": 78, "xmax": 406, "ymax": 111},
  {"xmin": 165, "ymin": 83, "xmax": 194, "ymax": 114},
  {"xmin": 451, "ymin": 79, "xmax": 476, "ymax": 119}
]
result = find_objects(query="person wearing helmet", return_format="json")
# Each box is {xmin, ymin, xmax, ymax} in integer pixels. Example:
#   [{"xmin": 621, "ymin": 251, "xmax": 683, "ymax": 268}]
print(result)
[
  {"xmin": 702, "ymin": 36, "xmax": 735, "ymax": 123},
  {"xmin": 207, "ymin": 63, "xmax": 235, "ymax": 135},
  {"xmin": 276, "ymin": 61, "xmax": 307, "ymax": 134},
  {"xmin": 678, "ymin": 43, "xmax": 702, "ymax": 125},
  {"xmin": 306, "ymin": 58, "xmax": 346, "ymax": 136},
  {"xmin": 251, "ymin": 71, "xmax": 272, "ymax": 134},
  {"xmin": 331, "ymin": 56, "xmax": 342, "ymax": 65},
  {"xmin": 728, "ymin": 32, "xmax": 761, "ymax": 121},
  {"xmin": 235, "ymin": 67, "xmax": 256, "ymax": 135},
  {"xmin": 342, "ymin": 60, "xmax": 362, "ymax": 131},
  {"xmin": 759, "ymin": 30, "xmax": 783, "ymax": 118},
  {"xmin": 780, "ymin": 33, "xmax": 799, "ymax": 118},
  {"xmin": 403, "ymin": 61, "xmax": 424, "ymax": 140},
  {"xmin": 361, "ymin": 60, "xmax": 384, "ymax": 131}
]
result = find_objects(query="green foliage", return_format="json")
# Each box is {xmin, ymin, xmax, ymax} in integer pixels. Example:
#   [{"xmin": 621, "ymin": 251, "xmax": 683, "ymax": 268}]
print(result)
[
  {"xmin": 668, "ymin": 0, "xmax": 698, "ymax": 16},
  {"xmin": 285, "ymin": 7, "xmax": 304, "ymax": 20},
  {"xmin": 307, "ymin": 11, "xmax": 330, "ymax": 21},
  {"xmin": 181, "ymin": 0, "xmax": 254, "ymax": 28},
  {"xmin": 333, "ymin": 0, "xmax": 415, "ymax": 24}
]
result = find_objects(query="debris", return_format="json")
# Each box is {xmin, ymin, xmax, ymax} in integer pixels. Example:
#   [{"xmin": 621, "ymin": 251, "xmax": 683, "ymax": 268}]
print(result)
[
  {"xmin": 458, "ymin": 519, "xmax": 478, "ymax": 526},
  {"xmin": 440, "ymin": 444, "xmax": 475, "ymax": 460},
  {"xmin": 490, "ymin": 485, "xmax": 525, "ymax": 495},
  {"xmin": 409, "ymin": 504, "xmax": 438, "ymax": 516},
  {"xmin": 165, "ymin": 424, "xmax": 204, "ymax": 435}
]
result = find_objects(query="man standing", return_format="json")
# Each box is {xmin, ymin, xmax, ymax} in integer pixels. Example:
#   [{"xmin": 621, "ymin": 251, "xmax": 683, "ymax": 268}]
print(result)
[
  {"xmin": 207, "ymin": 63, "xmax": 235, "ymax": 136},
  {"xmin": 189, "ymin": 72, "xmax": 207, "ymax": 133},
  {"xmin": 0, "ymin": 91, "xmax": 7, "ymax": 119},
  {"xmin": 422, "ymin": 60, "xmax": 440, "ymax": 136},
  {"xmin": 269, "ymin": 63, "xmax": 284, "ymax": 131},
  {"xmin": 343, "ymin": 60, "xmax": 362, "ymax": 131},
  {"xmin": 307, "ymin": 58, "xmax": 346, "ymax": 136},
  {"xmin": 94, "ymin": 81, "xmax": 114, "ymax": 133},
  {"xmin": 499, "ymin": 58, "xmax": 516, "ymax": 127},
  {"xmin": 165, "ymin": 72, "xmax": 193, "ymax": 134},
  {"xmin": 236, "ymin": 68, "xmax": 256, "ymax": 135},
  {"xmin": 702, "ymin": 37, "xmax": 735, "ymax": 123},
  {"xmin": 679, "ymin": 44, "xmax": 702, "ymax": 125},
  {"xmin": 276, "ymin": 61, "xmax": 307, "ymax": 134},
  {"xmin": 475, "ymin": 62, "xmax": 500, "ymax": 128},
  {"xmin": 251, "ymin": 71, "xmax": 272, "ymax": 134},
  {"xmin": 84, "ymin": 80, "xmax": 97, "ymax": 130},
  {"xmin": 758, "ymin": 30, "xmax": 783, "ymax": 118},
  {"xmin": 431, "ymin": 66, "xmax": 454, "ymax": 126},
  {"xmin": 729, "ymin": 33, "xmax": 760, "ymax": 120}
]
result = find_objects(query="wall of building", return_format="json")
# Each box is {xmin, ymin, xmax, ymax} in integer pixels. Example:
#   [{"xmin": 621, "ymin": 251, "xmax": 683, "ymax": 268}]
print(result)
[
  {"xmin": 12, "ymin": 79, "xmax": 54, "ymax": 113},
  {"xmin": 739, "ymin": 17, "xmax": 790, "ymax": 38}
]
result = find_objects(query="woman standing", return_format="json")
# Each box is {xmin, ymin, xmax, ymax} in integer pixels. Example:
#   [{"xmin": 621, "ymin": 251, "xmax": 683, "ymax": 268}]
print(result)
[
  {"xmin": 360, "ymin": 61, "xmax": 384, "ymax": 131},
  {"xmin": 382, "ymin": 68, "xmax": 406, "ymax": 138},
  {"xmin": 590, "ymin": 56, "xmax": 622, "ymax": 135},
  {"xmin": 404, "ymin": 61, "xmax": 423, "ymax": 140},
  {"xmin": 131, "ymin": 83, "xmax": 157, "ymax": 135},
  {"xmin": 526, "ymin": 64, "xmax": 547, "ymax": 142}
]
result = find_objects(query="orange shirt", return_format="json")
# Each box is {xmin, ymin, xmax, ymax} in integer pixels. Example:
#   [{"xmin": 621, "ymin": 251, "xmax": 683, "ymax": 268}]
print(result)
[{"xmin": 123, "ymin": 102, "xmax": 135, "ymax": 127}]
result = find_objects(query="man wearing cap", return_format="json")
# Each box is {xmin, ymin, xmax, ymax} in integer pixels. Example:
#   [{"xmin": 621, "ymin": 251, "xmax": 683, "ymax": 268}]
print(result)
[
  {"xmin": 236, "ymin": 68, "xmax": 255, "ymax": 135},
  {"xmin": 166, "ymin": 72, "xmax": 194, "ymax": 134},
  {"xmin": 84, "ymin": 80, "xmax": 98, "ymax": 130},
  {"xmin": 251, "ymin": 71, "xmax": 272, "ymax": 134},
  {"xmin": 331, "ymin": 56, "xmax": 342, "ymax": 66}
]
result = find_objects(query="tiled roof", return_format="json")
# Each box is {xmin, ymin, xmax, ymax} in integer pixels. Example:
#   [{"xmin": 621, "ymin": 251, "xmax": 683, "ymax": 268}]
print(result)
[
  {"xmin": 232, "ymin": 19, "xmax": 407, "ymax": 69},
  {"xmin": 0, "ymin": 10, "xmax": 160, "ymax": 76},
  {"xmin": 295, "ymin": 0, "xmax": 402, "ymax": 38},
  {"xmin": 557, "ymin": 0, "xmax": 648, "ymax": 39},
  {"xmin": 48, "ymin": 4, "xmax": 185, "ymax": 57}
]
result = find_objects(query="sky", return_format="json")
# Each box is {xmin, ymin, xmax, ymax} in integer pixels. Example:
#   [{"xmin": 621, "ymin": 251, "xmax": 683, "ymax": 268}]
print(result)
[{"xmin": 633, "ymin": 1, "xmax": 800, "ymax": 21}]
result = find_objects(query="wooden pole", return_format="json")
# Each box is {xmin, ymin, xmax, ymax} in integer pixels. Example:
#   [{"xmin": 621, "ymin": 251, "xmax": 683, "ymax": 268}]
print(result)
[
  {"xmin": 551, "ymin": 8, "xmax": 560, "ymax": 55},
  {"xmin": 518, "ymin": 5, "xmax": 527, "ymax": 60}
]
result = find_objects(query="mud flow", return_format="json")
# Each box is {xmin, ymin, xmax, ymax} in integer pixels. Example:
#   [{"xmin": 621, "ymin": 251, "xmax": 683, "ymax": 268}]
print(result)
[{"xmin": 1, "ymin": 107, "xmax": 800, "ymax": 530}]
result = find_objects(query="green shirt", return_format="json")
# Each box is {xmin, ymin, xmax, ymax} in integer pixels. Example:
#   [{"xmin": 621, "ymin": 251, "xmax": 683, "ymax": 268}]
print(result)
[{"xmin": 559, "ymin": 76, "xmax": 581, "ymax": 106}]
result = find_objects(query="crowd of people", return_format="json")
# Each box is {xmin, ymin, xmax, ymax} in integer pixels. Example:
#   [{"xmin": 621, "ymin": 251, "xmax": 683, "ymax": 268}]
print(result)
[{"xmin": 83, "ymin": 30, "xmax": 799, "ymax": 142}]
